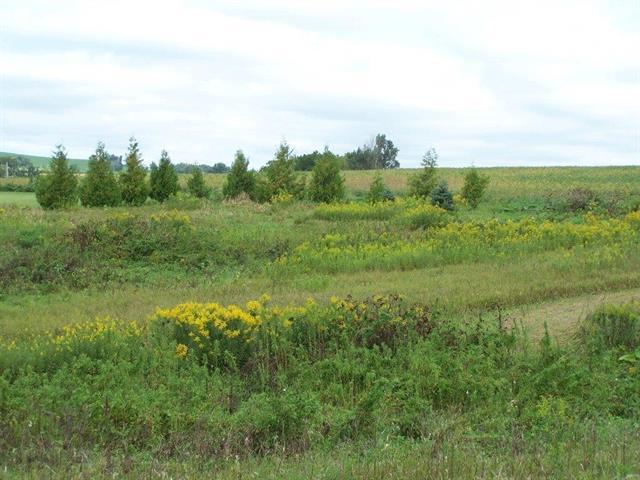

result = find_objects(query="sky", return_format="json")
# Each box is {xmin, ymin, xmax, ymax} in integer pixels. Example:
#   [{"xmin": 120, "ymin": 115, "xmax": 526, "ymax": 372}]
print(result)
[{"xmin": 0, "ymin": 0, "xmax": 638, "ymax": 168}]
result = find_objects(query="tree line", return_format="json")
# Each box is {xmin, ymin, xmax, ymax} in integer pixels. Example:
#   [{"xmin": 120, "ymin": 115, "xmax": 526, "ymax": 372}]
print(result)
[{"xmin": 35, "ymin": 136, "xmax": 488, "ymax": 210}]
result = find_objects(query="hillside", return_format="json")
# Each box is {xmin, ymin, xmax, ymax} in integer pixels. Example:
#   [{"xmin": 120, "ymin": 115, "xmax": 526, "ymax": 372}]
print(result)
[{"xmin": 0, "ymin": 151, "xmax": 89, "ymax": 172}]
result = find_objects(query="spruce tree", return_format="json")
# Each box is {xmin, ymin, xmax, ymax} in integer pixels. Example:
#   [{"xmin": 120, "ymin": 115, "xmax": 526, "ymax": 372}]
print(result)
[
  {"xmin": 35, "ymin": 144, "xmax": 78, "ymax": 209},
  {"xmin": 119, "ymin": 137, "xmax": 149, "ymax": 206},
  {"xmin": 367, "ymin": 172, "xmax": 388, "ymax": 203},
  {"xmin": 223, "ymin": 150, "xmax": 256, "ymax": 199},
  {"xmin": 308, "ymin": 149, "xmax": 345, "ymax": 203},
  {"xmin": 187, "ymin": 167, "xmax": 212, "ymax": 199},
  {"xmin": 80, "ymin": 142, "xmax": 121, "ymax": 207},
  {"xmin": 263, "ymin": 141, "xmax": 301, "ymax": 199},
  {"xmin": 149, "ymin": 150, "xmax": 178, "ymax": 202},
  {"xmin": 461, "ymin": 167, "xmax": 490, "ymax": 208},
  {"xmin": 409, "ymin": 148, "xmax": 439, "ymax": 199}
]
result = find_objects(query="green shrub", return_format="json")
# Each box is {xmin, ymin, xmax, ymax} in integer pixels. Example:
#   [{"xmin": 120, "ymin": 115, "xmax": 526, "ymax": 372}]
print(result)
[
  {"xmin": 149, "ymin": 150, "xmax": 178, "ymax": 202},
  {"xmin": 408, "ymin": 148, "xmax": 438, "ymax": 199},
  {"xmin": 579, "ymin": 302, "xmax": 640, "ymax": 352},
  {"xmin": 35, "ymin": 145, "xmax": 78, "ymax": 209},
  {"xmin": 400, "ymin": 203, "xmax": 448, "ymax": 230},
  {"xmin": 308, "ymin": 152, "xmax": 345, "ymax": 203},
  {"xmin": 1, "ymin": 297, "xmax": 639, "ymax": 475},
  {"xmin": 430, "ymin": 180, "xmax": 454, "ymax": 211},
  {"xmin": 79, "ymin": 142, "xmax": 121, "ymax": 207},
  {"xmin": 119, "ymin": 137, "xmax": 149, "ymax": 206},
  {"xmin": 262, "ymin": 142, "xmax": 304, "ymax": 201},
  {"xmin": 187, "ymin": 167, "xmax": 212, "ymax": 199},
  {"xmin": 367, "ymin": 172, "xmax": 394, "ymax": 203},
  {"xmin": 461, "ymin": 167, "xmax": 490, "ymax": 208},
  {"xmin": 223, "ymin": 150, "xmax": 256, "ymax": 199}
]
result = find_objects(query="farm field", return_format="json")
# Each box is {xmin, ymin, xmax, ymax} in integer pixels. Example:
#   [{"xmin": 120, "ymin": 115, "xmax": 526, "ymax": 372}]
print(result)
[{"xmin": 1, "ymin": 166, "xmax": 640, "ymax": 478}]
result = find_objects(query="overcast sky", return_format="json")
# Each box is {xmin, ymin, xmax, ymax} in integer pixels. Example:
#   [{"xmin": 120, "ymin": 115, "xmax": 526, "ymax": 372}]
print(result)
[{"xmin": 0, "ymin": 0, "xmax": 638, "ymax": 167}]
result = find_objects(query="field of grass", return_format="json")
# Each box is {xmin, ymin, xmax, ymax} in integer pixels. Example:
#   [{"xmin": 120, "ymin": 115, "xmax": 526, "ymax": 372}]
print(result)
[
  {"xmin": 1, "ymin": 166, "xmax": 639, "ymax": 478},
  {"xmin": 0, "ymin": 151, "xmax": 89, "ymax": 172},
  {"xmin": 0, "ymin": 191, "xmax": 37, "ymax": 207}
]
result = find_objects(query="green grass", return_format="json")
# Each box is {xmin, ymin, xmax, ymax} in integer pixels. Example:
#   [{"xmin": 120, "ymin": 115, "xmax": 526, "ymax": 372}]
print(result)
[
  {"xmin": 0, "ymin": 151, "xmax": 89, "ymax": 172},
  {"xmin": 0, "ymin": 192, "xmax": 37, "ymax": 207},
  {"xmin": 1, "ymin": 165, "xmax": 640, "ymax": 478}
]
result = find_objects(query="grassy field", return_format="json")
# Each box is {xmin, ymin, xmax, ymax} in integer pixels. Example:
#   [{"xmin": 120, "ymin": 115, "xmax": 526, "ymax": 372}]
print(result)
[
  {"xmin": 1, "ymin": 166, "xmax": 639, "ymax": 478},
  {"xmin": 0, "ymin": 191, "xmax": 37, "ymax": 207},
  {"xmin": 0, "ymin": 151, "xmax": 89, "ymax": 172}
]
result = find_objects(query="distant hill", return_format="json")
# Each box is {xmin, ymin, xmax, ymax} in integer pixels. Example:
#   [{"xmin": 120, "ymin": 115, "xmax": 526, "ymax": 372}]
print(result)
[{"xmin": 0, "ymin": 151, "xmax": 89, "ymax": 172}]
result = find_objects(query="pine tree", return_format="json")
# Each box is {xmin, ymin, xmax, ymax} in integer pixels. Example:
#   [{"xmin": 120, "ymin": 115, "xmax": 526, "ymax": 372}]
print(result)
[
  {"xmin": 187, "ymin": 167, "xmax": 212, "ymax": 199},
  {"xmin": 431, "ymin": 180, "xmax": 454, "ymax": 210},
  {"xmin": 263, "ymin": 141, "xmax": 302, "ymax": 199},
  {"xmin": 80, "ymin": 142, "xmax": 121, "ymax": 207},
  {"xmin": 367, "ymin": 172, "xmax": 388, "ymax": 203},
  {"xmin": 223, "ymin": 150, "xmax": 256, "ymax": 199},
  {"xmin": 119, "ymin": 137, "xmax": 149, "ymax": 206},
  {"xmin": 149, "ymin": 150, "xmax": 178, "ymax": 202},
  {"xmin": 308, "ymin": 149, "xmax": 345, "ymax": 203},
  {"xmin": 35, "ymin": 144, "xmax": 78, "ymax": 209},
  {"xmin": 461, "ymin": 167, "xmax": 490, "ymax": 208},
  {"xmin": 409, "ymin": 148, "xmax": 439, "ymax": 199}
]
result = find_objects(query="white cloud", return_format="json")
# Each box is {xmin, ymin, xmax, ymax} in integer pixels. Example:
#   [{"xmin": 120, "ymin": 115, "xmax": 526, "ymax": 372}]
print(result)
[{"xmin": 0, "ymin": 0, "xmax": 638, "ymax": 166}]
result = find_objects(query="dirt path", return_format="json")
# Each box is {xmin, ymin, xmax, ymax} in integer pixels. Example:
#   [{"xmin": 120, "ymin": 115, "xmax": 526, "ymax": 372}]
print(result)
[{"xmin": 507, "ymin": 287, "xmax": 640, "ymax": 340}]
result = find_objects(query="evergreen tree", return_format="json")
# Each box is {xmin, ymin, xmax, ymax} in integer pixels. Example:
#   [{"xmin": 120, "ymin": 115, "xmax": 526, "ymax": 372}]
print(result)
[
  {"xmin": 409, "ymin": 148, "xmax": 439, "ymax": 199},
  {"xmin": 461, "ymin": 167, "xmax": 490, "ymax": 208},
  {"xmin": 431, "ymin": 180, "xmax": 454, "ymax": 211},
  {"xmin": 368, "ymin": 172, "xmax": 389, "ymax": 203},
  {"xmin": 119, "ymin": 137, "xmax": 149, "ymax": 206},
  {"xmin": 223, "ymin": 150, "xmax": 256, "ymax": 199},
  {"xmin": 308, "ymin": 149, "xmax": 345, "ymax": 203},
  {"xmin": 35, "ymin": 144, "xmax": 78, "ymax": 209},
  {"xmin": 149, "ymin": 150, "xmax": 178, "ymax": 202},
  {"xmin": 263, "ymin": 141, "xmax": 302, "ymax": 199},
  {"xmin": 80, "ymin": 142, "xmax": 121, "ymax": 207},
  {"xmin": 187, "ymin": 167, "xmax": 212, "ymax": 199}
]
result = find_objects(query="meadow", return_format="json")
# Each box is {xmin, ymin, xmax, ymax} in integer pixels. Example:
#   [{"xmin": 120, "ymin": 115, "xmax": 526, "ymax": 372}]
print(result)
[{"xmin": 1, "ymin": 166, "xmax": 640, "ymax": 478}]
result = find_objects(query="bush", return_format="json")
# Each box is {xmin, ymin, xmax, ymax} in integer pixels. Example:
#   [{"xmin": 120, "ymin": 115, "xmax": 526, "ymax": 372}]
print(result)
[
  {"xmin": 430, "ymin": 180, "xmax": 454, "ymax": 211},
  {"xmin": 119, "ymin": 137, "xmax": 149, "ymax": 206},
  {"xmin": 79, "ymin": 142, "xmax": 120, "ymax": 207},
  {"xmin": 579, "ymin": 302, "xmax": 640, "ymax": 352},
  {"xmin": 187, "ymin": 167, "xmax": 212, "ymax": 199},
  {"xmin": 149, "ymin": 150, "xmax": 178, "ymax": 202},
  {"xmin": 400, "ymin": 203, "xmax": 448, "ymax": 230},
  {"xmin": 223, "ymin": 150, "xmax": 256, "ymax": 200},
  {"xmin": 367, "ymin": 172, "xmax": 394, "ymax": 203},
  {"xmin": 1, "ymin": 182, "xmax": 35, "ymax": 193},
  {"xmin": 409, "ymin": 148, "xmax": 438, "ymax": 199},
  {"xmin": 34, "ymin": 145, "xmax": 77, "ymax": 209},
  {"xmin": 308, "ymin": 152, "xmax": 345, "ymax": 203},
  {"xmin": 262, "ymin": 142, "xmax": 304, "ymax": 201},
  {"xmin": 461, "ymin": 168, "xmax": 490, "ymax": 208}
]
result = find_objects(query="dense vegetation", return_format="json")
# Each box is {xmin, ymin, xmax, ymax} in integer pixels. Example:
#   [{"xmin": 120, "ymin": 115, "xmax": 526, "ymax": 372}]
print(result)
[{"xmin": 1, "ymin": 165, "xmax": 639, "ymax": 478}]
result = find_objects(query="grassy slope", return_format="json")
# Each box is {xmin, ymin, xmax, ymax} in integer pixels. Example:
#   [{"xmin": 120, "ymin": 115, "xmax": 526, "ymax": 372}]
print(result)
[{"xmin": 0, "ymin": 151, "xmax": 89, "ymax": 171}]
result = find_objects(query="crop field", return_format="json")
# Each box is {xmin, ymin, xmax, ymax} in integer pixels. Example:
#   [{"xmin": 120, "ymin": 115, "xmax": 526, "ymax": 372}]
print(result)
[{"xmin": 1, "ymin": 166, "xmax": 640, "ymax": 478}]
